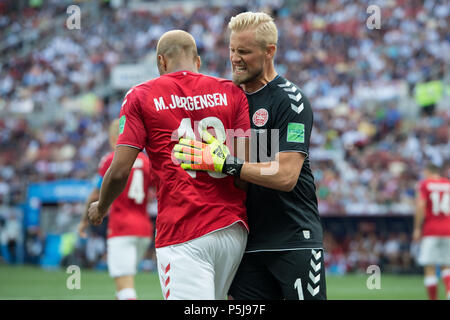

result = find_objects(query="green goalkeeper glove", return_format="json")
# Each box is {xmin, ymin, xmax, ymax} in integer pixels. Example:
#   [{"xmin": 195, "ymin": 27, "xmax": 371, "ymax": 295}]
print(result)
[{"xmin": 173, "ymin": 130, "xmax": 243, "ymax": 176}]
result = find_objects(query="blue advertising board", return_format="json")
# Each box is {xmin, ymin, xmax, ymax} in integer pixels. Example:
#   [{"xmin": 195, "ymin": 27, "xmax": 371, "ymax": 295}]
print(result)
[
  {"xmin": 22, "ymin": 179, "xmax": 94, "ymax": 267},
  {"xmin": 24, "ymin": 179, "xmax": 93, "ymax": 228}
]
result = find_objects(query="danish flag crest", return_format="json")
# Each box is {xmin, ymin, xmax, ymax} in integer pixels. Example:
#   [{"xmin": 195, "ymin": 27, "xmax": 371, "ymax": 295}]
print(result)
[{"xmin": 252, "ymin": 108, "xmax": 269, "ymax": 127}]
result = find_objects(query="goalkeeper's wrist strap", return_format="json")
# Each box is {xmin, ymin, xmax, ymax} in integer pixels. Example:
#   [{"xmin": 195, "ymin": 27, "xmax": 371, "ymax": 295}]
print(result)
[{"xmin": 222, "ymin": 155, "xmax": 243, "ymax": 177}]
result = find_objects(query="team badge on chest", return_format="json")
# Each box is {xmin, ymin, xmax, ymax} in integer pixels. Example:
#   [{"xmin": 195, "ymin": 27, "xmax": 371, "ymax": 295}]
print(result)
[{"xmin": 252, "ymin": 108, "xmax": 269, "ymax": 127}]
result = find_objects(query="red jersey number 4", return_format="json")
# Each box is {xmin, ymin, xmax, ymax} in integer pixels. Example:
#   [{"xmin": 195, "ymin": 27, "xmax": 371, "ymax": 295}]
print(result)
[{"xmin": 128, "ymin": 157, "xmax": 146, "ymax": 204}]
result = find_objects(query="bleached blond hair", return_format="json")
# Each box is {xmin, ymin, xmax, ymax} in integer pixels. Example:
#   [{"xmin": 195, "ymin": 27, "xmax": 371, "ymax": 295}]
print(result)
[{"xmin": 228, "ymin": 11, "xmax": 278, "ymax": 47}]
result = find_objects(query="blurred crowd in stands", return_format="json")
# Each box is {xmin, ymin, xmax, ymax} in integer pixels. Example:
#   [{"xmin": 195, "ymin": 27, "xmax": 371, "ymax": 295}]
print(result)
[
  {"xmin": 323, "ymin": 220, "xmax": 419, "ymax": 274},
  {"xmin": 0, "ymin": 0, "xmax": 449, "ymax": 273}
]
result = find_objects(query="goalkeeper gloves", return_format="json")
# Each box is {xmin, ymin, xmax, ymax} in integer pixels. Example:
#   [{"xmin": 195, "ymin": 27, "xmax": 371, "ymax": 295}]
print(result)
[{"xmin": 173, "ymin": 130, "xmax": 243, "ymax": 176}]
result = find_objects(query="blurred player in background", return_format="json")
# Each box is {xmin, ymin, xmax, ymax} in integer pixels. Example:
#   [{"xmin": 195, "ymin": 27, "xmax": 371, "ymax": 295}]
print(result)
[
  {"xmin": 413, "ymin": 163, "xmax": 450, "ymax": 300},
  {"xmin": 79, "ymin": 119, "xmax": 153, "ymax": 300},
  {"xmin": 174, "ymin": 12, "xmax": 326, "ymax": 300},
  {"xmin": 88, "ymin": 30, "xmax": 250, "ymax": 300}
]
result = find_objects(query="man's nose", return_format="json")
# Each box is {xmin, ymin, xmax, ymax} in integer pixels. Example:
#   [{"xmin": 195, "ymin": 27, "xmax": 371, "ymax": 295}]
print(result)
[{"xmin": 230, "ymin": 52, "xmax": 241, "ymax": 63}]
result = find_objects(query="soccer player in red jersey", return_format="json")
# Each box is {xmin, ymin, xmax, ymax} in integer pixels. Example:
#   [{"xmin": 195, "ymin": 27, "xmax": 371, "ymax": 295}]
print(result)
[
  {"xmin": 79, "ymin": 119, "xmax": 153, "ymax": 300},
  {"xmin": 413, "ymin": 163, "xmax": 450, "ymax": 300},
  {"xmin": 88, "ymin": 30, "xmax": 250, "ymax": 300}
]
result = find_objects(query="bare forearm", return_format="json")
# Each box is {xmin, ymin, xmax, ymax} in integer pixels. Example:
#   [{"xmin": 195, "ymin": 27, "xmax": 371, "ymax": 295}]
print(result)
[
  {"xmin": 414, "ymin": 195, "xmax": 426, "ymax": 232},
  {"xmin": 413, "ymin": 208, "xmax": 424, "ymax": 231},
  {"xmin": 97, "ymin": 167, "xmax": 129, "ymax": 214},
  {"xmin": 240, "ymin": 161, "xmax": 296, "ymax": 192},
  {"xmin": 239, "ymin": 152, "xmax": 304, "ymax": 192}
]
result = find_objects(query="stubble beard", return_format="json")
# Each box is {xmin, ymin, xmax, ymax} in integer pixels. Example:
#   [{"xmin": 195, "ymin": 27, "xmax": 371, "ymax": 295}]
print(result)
[{"xmin": 232, "ymin": 67, "xmax": 264, "ymax": 86}]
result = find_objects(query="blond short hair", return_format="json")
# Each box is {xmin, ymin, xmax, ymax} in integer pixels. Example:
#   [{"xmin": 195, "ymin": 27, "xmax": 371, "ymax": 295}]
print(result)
[{"xmin": 228, "ymin": 11, "xmax": 278, "ymax": 47}]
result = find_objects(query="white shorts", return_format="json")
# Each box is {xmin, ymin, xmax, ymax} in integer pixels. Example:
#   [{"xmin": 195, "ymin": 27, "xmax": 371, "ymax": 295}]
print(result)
[
  {"xmin": 156, "ymin": 222, "xmax": 248, "ymax": 300},
  {"xmin": 107, "ymin": 236, "xmax": 151, "ymax": 278},
  {"xmin": 417, "ymin": 236, "xmax": 450, "ymax": 266}
]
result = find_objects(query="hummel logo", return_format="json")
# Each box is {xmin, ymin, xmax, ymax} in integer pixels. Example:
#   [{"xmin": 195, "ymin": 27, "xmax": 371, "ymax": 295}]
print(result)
[
  {"xmin": 312, "ymin": 249, "xmax": 322, "ymax": 261},
  {"xmin": 310, "ymin": 260, "xmax": 321, "ymax": 272},
  {"xmin": 279, "ymin": 80, "xmax": 304, "ymax": 114},
  {"xmin": 160, "ymin": 263, "xmax": 171, "ymax": 299},
  {"xmin": 309, "ymin": 271, "xmax": 320, "ymax": 284},
  {"xmin": 278, "ymin": 81, "xmax": 298, "ymax": 93},
  {"xmin": 291, "ymin": 103, "xmax": 304, "ymax": 114},
  {"xmin": 288, "ymin": 92, "xmax": 302, "ymax": 102},
  {"xmin": 278, "ymin": 81, "xmax": 292, "ymax": 88},
  {"xmin": 307, "ymin": 283, "xmax": 320, "ymax": 296},
  {"xmin": 284, "ymin": 86, "xmax": 297, "ymax": 93},
  {"xmin": 306, "ymin": 249, "xmax": 322, "ymax": 298}
]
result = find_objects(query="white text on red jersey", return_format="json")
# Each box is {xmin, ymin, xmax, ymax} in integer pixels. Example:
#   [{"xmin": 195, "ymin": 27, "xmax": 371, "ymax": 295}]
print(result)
[{"xmin": 153, "ymin": 93, "xmax": 228, "ymax": 112}]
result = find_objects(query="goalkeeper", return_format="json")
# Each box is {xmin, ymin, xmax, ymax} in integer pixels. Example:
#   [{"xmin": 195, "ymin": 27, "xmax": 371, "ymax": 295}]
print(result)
[{"xmin": 174, "ymin": 11, "xmax": 326, "ymax": 300}]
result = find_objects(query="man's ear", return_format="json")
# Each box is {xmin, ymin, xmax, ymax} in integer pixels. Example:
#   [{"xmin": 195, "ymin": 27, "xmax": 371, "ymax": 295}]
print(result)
[
  {"xmin": 266, "ymin": 44, "xmax": 277, "ymax": 60},
  {"xmin": 196, "ymin": 55, "xmax": 202, "ymax": 71},
  {"xmin": 157, "ymin": 54, "xmax": 167, "ymax": 74}
]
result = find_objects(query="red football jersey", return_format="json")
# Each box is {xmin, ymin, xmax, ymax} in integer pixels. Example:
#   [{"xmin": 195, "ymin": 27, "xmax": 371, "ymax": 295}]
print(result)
[
  {"xmin": 116, "ymin": 71, "xmax": 250, "ymax": 248},
  {"xmin": 418, "ymin": 178, "xmax": 450, "ymax": 236},
  {"xmin": 98, "ymin": 151, "xmax": 153, "ymax": 239}
]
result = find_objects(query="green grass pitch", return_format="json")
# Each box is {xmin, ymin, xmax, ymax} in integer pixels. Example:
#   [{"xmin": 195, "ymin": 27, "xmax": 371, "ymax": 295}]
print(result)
[{"xmin": 0, "ymin": 264, "xmax": 446, "ymax": 300}]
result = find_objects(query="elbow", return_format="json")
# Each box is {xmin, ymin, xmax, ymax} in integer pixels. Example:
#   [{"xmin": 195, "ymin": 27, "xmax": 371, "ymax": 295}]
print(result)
[
  {"xmin": 278, "ymin": 175, "xmax": 298, "ymax": 192},
  {"xmin": 280, "ymin": 181, "xmax": 296, "ymax": 192},
  {"xmin": 279, "ymin": 163, "xmax": 302, "ymax": 192},
  {"xmin": 109, "ymin": 166, "xmax": 131, "ymax": 182}
]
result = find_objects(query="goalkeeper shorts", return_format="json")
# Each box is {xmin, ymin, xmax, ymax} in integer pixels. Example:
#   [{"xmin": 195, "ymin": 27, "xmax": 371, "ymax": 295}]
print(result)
[{"xmin": 229, "ymin": 248, "xmax": 327, "ymax": 300}]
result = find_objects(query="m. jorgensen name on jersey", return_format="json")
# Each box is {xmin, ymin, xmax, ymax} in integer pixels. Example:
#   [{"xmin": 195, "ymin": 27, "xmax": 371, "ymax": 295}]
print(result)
[{"xmin": 154, "ymin": 93, "xmax": 228, "ymax": 112}]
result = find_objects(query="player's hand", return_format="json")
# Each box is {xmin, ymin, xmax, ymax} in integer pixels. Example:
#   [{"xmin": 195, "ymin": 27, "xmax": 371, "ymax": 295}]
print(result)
[
  {"xmin": 77, "ymin": 220, "xmax": 89, "ymax": 238},
  {"xmin": 173, "ymin": 130, "xmax": 231, "ymax": 173},
  {"xmin": 88, "ymin": 201, "xmax": 106, "ymax": 226}
]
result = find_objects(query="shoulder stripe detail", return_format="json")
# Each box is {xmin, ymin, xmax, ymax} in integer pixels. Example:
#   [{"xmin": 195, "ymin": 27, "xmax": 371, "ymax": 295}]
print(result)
[
  {"xmin": 291, "ymin": 103, "xmax": 304, "ymax": 114},
  {"xmin": 288, "ymin": 92, "xmax": 302, "ymax": 102},
  {"xmin": 278, "ymin": 80, "xmax": 304, "ymax": 114},
  {"xmin": 277, "ymin": 80, "xmax": 292, "ymax": 88},
  {"xmin": 284, "ymin": 86, "xmax": 297, "ymax": 93}
]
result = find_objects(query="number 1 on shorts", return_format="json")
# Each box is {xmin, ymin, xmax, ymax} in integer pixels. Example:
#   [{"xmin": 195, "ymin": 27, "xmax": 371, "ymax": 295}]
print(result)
[{"xmin": 294, "ymin": 278, "xmax": 304, "ymax": 300}]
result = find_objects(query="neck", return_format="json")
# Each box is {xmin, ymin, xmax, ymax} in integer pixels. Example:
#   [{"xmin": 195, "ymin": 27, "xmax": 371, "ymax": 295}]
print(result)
[
  {"xmin": 241, "ymin": 64, "xmax": 278, "ymax": 93},
  {"xmin": 169, "ymin": 66, "xmax": 197, "ymax": 74},
  {"xmin": 166, "ymin": 60, "xmax": 197, "ymax": 74}
]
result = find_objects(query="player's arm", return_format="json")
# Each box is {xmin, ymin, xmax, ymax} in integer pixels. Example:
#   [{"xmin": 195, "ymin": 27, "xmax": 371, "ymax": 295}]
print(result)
[
  {"xmin": 413, "ymin": 184, "xmax": 426, "ymax": 241},
  {"xmin": 78, "ymin": 187, "xmax": 100, "ymax": 237},
  {"xmin": 175, "ymin": 132, "xmax": 302, "ymax": 192},
  {"xmin": 88, "ymin": 146, "xmax": 140, "ymax": 225},
  {"xmin": 240, "ymin": 152, "xmax": 304, "ymax": 192},
  {"xmin": 229, "ymin": 133, "xmax": 303, "ymax": 192},
  {"xmin": 89, "ymin": 86, "xmax": 147, "ymax": 225}
]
